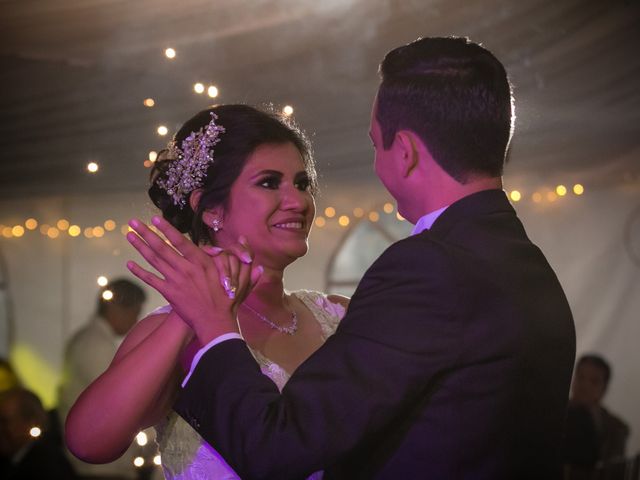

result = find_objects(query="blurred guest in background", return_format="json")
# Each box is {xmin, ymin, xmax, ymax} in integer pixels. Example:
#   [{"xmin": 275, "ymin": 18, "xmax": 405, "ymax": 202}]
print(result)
[
  {"xmin": 0, "ymin": 387, "xmax": 76, "ymax": 479},
  {"xmin": 0, "ymin": 357, "xmax": 21, "ymax": 392},
  {"xmin": 564, "ymin": 353, "xmax": 630, "ymax": 478},
  {"xmin": 58, "ymin": 278, "xmax": 147, "ymax": 480}
]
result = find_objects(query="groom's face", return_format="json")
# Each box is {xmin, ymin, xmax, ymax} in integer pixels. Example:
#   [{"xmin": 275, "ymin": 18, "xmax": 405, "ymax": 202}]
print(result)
[{"xmin": 369, "ymin": 98, "xmax": 402, "ymax": 202}]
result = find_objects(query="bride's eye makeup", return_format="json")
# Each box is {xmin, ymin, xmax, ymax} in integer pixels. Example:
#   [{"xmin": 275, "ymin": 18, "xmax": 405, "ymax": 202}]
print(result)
[
  {"xmin": 257, "ymin": 174, "xmax": 281, "ymax": 189},
  {"xmin": 294, "ymin": 173, "xmax": 311, "ymax": 191}
]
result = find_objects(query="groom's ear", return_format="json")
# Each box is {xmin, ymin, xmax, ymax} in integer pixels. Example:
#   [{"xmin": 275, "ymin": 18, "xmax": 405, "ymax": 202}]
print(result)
[{"xmin": 395, "ymin": 131, "xmax": 419, "ymax": 178}]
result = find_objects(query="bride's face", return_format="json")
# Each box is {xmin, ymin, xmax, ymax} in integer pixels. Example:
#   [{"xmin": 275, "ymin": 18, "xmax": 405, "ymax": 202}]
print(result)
[{"xmin": 212, "ymin": 142, "xmax": 316, "ymax": 269}]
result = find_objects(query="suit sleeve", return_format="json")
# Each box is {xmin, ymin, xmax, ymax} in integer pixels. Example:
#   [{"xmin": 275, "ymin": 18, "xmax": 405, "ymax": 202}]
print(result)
[{"xmin": 174, "ymin": 237, "xmax": 465, "ymax": 479}]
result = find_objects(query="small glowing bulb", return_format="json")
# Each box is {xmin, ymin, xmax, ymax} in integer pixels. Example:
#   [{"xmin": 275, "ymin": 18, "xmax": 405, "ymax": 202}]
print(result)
[
  {"xmin": 93, "ymin": 226, "xmax": 105, "ymax": 238},
  {"xmin": 353, "ymin": 207, "xmax": 364, "ymax": 218},
  {"xmin": 143, "ymin": 98, "xmax": 155, "ymax": 107},
  {"xmin": 47, "ymin": 227, "xmax": 60, "ymax": 239},
  {"xmin": 12, "ymin": 225, "xmax": 25, "ymax": 237},
  {"xmin": 84, "ymin": 227, "xmax": 94, "ymax": 238},
  {"xmin": 338, "ymin": 215, "xmax": 350, "ymax": 227},
  {"xmin": 556, "ymin": 185, "xmax": 567, "ymax": 196},
  {"xmin": 157, "ymin": 126, "xmax": 168, "ymax": 136},
  {"xmin": 154, "ymin": 454, "xmax": 162, "ymax": 465},
  {"xmin": 30, "ymin": 427, "xmax": 42, "ymax": 438},
  {"xmin": 207, "ymin": 85, "xmax": 219, "ymax": 98},
  {"xmin": 102, "ymin": 289, "xmax": 114, "ymax": 301},
  {"xmin": 136, "ymin": 431, "xmax": 148, "ymax": 446},
  {"xmin": 148, "ymin": 151, "xmax": 158, "ymax": 162},
  {"xmin": 314, "ymin": 217, "xmax": 326, "ymax": 227},
  {"xmin": 194, "ymin": 83, "xmax": 205, "ymax": 94},
  {"xmin": 164, "ymin": 48, "xmax": 176, "ymax": 59},
  {"xmin": 369, "ymin": 211, "xmax": 380, "ymax": 222},
  {"xmin": 25, "ymin": 218, "xmax": 38, "ymax": 230},
  {"xmin": 532, "ymin": 192, "xmax": 543, "ymax": 203},
  {"xmin": 68, "ymin": 225, "xmax": 81, "ymax": 237},
  {"xmin": 324, "ymin": 207, "xmax": 336, "ymax": 218},
  {"xmin": 383, "ymin": 203, "xmax": 394, "ymax": 214},
  {"xmin": 57, "ymin": 219, "xmax": 70, "ymax": 231},
  {"xmin": 573, "ymin": 184, "xmax": 584, "ymax": 195},
  {"xmin": 510, "ymin": 190, "xmax": 521, "ymax": 202},
  {"xmin": 104, "ymin": 220, "xmax": 116, "ymax": 231},
  {"xmin": 97, "ymin": 276, "xmax": 108, "ymax": 287},
  {"xmin": 133, "ymin": 456, "xmax": 145, "ymax": 467},
  {"xmin": 87, "ymin": 162, "xmax": 99, "ymax": 173},
  {"xmin": 396, "ymin": 212, "xmax": 405, "ymax": 221},
  {"xmin": 1, "ymin": 227, "xmax": 12, "ymax": 238},
  {"xmin": 282, "ymin": 105, "xmax": 294, "ymax": 116}
]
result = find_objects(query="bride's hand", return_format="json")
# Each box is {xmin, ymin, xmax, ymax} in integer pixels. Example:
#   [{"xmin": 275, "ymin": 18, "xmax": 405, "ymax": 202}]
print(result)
[{"xmin": 125, "ymin": 216, "xmax": 261, "ymax": 343}]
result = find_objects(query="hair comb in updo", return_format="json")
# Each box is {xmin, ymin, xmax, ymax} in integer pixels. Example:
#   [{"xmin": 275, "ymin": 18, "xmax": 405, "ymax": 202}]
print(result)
[{"xmin": 156, "ymin": 112, "xmax": 226, "ymax": 208}]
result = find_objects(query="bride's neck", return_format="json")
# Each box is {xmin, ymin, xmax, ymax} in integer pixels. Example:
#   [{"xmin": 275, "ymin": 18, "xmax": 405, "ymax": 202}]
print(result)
[{"xmin": 246, "ymin": 267, "xmax": 288, "ymax": 309}]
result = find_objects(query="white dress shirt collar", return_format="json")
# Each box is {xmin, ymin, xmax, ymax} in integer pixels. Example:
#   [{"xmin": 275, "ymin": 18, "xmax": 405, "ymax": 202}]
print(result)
[{"xmin": 411, "ymin": 205, "xmax": 449, "ymax": 235}]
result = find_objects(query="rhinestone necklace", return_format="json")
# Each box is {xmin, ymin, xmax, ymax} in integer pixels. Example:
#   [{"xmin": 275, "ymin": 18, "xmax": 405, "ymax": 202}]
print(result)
[{"xmin": 242, "ymin": 302, "xmax": 298, "ymax": 335}]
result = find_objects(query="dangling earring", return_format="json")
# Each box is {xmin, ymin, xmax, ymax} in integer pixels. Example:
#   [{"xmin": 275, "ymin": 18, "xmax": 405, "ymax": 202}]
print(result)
[{"xmin": 211, "ymin": 218, "xmax": 223, "ymax": 232}]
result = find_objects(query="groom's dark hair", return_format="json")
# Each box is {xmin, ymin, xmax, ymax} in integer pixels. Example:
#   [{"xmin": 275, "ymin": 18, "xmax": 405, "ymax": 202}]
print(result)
[{"xmin": 376, "ymin": 36, "xmax": 514, "ymax": 183}]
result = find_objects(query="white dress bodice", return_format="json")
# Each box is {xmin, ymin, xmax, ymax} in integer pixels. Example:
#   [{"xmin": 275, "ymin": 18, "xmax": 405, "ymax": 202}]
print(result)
[{"xmin": 154, "ymin": 290, "xmax": 345, "ymax": 480}]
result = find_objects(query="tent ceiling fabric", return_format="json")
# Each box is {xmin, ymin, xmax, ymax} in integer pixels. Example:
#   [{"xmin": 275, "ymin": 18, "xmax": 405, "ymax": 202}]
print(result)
[{"xmin": 1, "ymin": 0, "xmax": 638, "ymax": 198}]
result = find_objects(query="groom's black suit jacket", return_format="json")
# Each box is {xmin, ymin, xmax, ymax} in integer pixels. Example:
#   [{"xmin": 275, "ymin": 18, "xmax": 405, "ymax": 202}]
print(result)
[{"xmin": 175, "ymin": 190, "xmax": 576, "ymax": 479}]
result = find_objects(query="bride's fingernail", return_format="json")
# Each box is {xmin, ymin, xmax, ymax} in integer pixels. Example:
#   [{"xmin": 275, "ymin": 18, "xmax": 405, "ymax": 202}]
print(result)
[
  {"xmin": 152, "ymin": 216, "xmax": 161, "ymax": 226},
  {"xmin": 222, "ymin": 276, "xmax": 232, "ymax": 292},
  {"xmin": 129, "ymin": 219, "xmax": 140, "ymax": 229},
  {"xmin": 241, "ymin": 253, "xmax": 252, "ymax": 264},
  {"xmin": 205, "ymin": 246, "xmax": 224, "ymax": 254},
  {"xmin": 238, "ymin": 235, "xmax": 248, "ymax": 246}
]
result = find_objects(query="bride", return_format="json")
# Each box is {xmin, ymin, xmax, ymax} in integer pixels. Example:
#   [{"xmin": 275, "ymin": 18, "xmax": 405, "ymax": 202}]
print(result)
[{"xmin": 65, "ymin": 104, "xmax": 348, "ymax": 479}]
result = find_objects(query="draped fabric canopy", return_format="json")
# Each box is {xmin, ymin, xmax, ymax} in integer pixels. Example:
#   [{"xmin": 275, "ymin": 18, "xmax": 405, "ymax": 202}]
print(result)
[{"xmin": 1, "ymin": 0, "xmax": 638, "ymax": 197}]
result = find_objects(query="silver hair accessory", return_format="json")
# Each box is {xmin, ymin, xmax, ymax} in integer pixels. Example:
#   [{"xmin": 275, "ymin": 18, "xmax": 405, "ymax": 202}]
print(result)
[
  {"xmin": 242, "ymin": 302, "xmax": 298, "ymax": 335},
  {"xmin": 211, "ymin": 218, "xmax": 223, "ymax": 232},
  {"xmin": 157, "ymin": 112, "xmax": 226, "ymax": 208}
]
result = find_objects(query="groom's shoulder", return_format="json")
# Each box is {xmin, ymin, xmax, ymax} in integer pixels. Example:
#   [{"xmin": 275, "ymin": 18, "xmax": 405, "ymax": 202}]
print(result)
[{"xmin": 369, "ymin": 231, "xmax": 452, "ymax": 274}]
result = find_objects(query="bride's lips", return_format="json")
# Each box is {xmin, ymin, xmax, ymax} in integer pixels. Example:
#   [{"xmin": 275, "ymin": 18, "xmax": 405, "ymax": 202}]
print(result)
[{"xmin": 272, "ymin": 218, "xmax": 307, "ymax": 234}]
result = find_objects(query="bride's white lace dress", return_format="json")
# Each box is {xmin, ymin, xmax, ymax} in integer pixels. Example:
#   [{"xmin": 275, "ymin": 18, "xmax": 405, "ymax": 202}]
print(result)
[{"xmin": 154, "ymin": 290, "xmax": 345, "ymax": 480}]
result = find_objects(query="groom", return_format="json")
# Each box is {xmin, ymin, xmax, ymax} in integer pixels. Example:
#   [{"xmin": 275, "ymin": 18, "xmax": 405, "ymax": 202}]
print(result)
[{"xmin": 174, "ymin": 37, "xmax": 576, "ymax": 479}]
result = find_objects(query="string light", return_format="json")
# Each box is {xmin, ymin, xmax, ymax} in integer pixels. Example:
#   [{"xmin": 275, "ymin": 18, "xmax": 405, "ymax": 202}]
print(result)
[
  {"xmin": 154, "ymin": 455, "xmax": 162, "ymax": 466},
  {"xmin": 87, "ymin": 162, "xmax": 99, "ymax": 173},
  {"xmin": 57, "ymin": 219, "xmax": 70, "ymax": 231},
  {"xmin": 93, "ymin": 227, "xmax": 105, "ymax": 238},
  {"xmin": 315, "ymin": 217, "xmax": 326, "ymax": 227},
  {"xmin": 383, "ymin": 203, "xmax": 394, "ymax": 214},
  {"xmin": 546, "ymin": 191, "xmax": 558, "ymax": 202},
  {"xmin": 104, "ymin": 220, "xmax": 116, "ymax": 231},
  {"xmin": 148, "ymin": 151, "xmax": 158, "ymax": 162},
  {"xmin": 338, "ymin": 215, "xmax": 350, "ymax": 227},
  {"xmin": 68, "ymin": 225, "xmax": 81, "ymax": 237},
  {"xmin": 102, "ymin": 290, "xmax": 114, "ymax": 301},
  {"xmin": 157, "ymin": 126, "xmax": 168, "ymax": 136},
  {"xmin": 368, "ymin": 211, "xmax": 380, "ymax": 222},
  {"xmin": 532, "ymin": 192, "xmax": 543, "ymax": 203},
  {"xmin": 84, "ymin": 227, "xmax": 94, "ymax": 238},
  {"xmin": 573, "ymin": 184, "xmax": 584, "ymax": 195},
  {"xmin": 136, "ymin": 431, "xmax": 148, "ymax": 446},
  {"xmin": 396, "ymin": 212, "xmax": 405, "ymax": 221},
  {"xmin": 510, "ymin": 190, "xmax": 521, "ymax": 202},
  {"xmin": 207, "ymin": 86, "xmax": 219, "ymax": 98},
  {"xmin": 353, "ymin": 207, "xmax": 364, "ymax": 218},
  {"xmin": 194, "ymin": 83, "xmax": 205, "ymax": 94},
  {"xmin": 133, "ymin": 457, "xmax": 145, "ymax": 467},
  {"xmin": 143, "ymin": 98, "xmax": 155, "ymax": 107},
  {"xmin": 29, "ymin": 427, "xmax": 42, "ymax": 438},
  {"xmin": 324, "ymin": 207, "xmax": 336, "ymax": 218},
  {"xmin": 25, "ymin": 218, "xmax": 38, "ymax": 230},
  {"xmin": 97, "ymin": 276, "xmax": 108, "ymax": 287},
  {"xmin": 12, "ymin": 226, "xmax": 25, "ymax": 237},
  {"xmin": 283, "ymin": 105, "xmax": 294, "ymax": 116},
  {"xmin": 556, "ymin": 185, "xmax": 567, "ymax": 196},
  {"xmin": 47, "ymin": 227, "xmax": 60, "ymax": 239},
  {"xmin": 164, "ymin": 48, "xmax": 176, "ymax": 59}
]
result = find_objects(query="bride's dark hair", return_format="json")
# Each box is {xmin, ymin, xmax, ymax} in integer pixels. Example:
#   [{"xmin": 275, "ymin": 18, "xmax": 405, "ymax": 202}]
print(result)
[{"xmin": 149, "ymin": 104, "xmax": 315, "ymax": 245}]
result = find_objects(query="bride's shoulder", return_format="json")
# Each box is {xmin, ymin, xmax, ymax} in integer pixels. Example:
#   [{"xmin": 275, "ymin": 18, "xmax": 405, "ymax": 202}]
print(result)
[
  {"xmin": 113, "ymin": 305, "xmax": 171, "ymax": 362},
  {"xmin": 291, "ymin": 290, "xmax": 349, "ymax": 319}
]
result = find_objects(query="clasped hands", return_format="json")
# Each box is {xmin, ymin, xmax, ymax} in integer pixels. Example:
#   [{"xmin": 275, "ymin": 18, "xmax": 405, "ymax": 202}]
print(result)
[{"xmin": 126, "ymin": 216, "xmax": 263, "ymax": 344}]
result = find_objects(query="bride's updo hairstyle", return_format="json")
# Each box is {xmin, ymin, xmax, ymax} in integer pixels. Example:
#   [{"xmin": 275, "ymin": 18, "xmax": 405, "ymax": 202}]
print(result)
[{"xmin": 149, "ymin": 104, "xmax": 315, "ymax": 245}]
